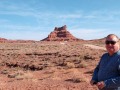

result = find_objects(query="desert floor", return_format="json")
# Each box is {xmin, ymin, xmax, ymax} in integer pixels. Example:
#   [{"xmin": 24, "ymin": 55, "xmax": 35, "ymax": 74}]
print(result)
[{"xmin": 0, "ymin": 41, "xmax": 106, "ymax": 90}]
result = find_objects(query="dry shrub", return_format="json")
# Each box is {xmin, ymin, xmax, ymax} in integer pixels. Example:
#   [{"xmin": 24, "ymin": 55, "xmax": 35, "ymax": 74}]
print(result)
[
  {"xmin": 76, "ymin": 61, "xmax": 87, "ymax": 68},
  {"xmin": 65, "ymin": 77, "xmax": 86, "ymax": 83},
  {"xmin": 85, "ymin": 69, "xmax": 94, "ymax": 74},
  {"xmin": 84, "ymin": 54, "xmax": 95, "ymax": 60},
  {"xmin": 66, "ymin": 62, "xmax": 75, "ymax": 69},
  {"xmin": 8, "ymin": 73, "xmax": 19, "ymax": 78},
  {"xmin": 56, "ymin": 59, "xmax": 67, "ymax": 66},
  {"xmin": 1, "ymin": 69, "xmax": 9, "ymax": 74}
]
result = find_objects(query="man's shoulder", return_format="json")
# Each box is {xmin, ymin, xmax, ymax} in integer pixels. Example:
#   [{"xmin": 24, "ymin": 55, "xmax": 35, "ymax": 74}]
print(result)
[
  {"xmin": 102, "ymin": 52, "xmax": 108, "ymax": 57},
  {"xmin": 117, "ymin": 50, "xmax": 120, "ymax": 56},
  {"xmin": 99, "ymin": 53, "xmax": 108, "ymax": 60}
]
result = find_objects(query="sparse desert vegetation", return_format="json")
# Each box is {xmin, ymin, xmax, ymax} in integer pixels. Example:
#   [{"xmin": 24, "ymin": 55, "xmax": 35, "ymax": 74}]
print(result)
[{"xmin": 0, "ymin": 41, "xmax": 106, "ymax": 90}]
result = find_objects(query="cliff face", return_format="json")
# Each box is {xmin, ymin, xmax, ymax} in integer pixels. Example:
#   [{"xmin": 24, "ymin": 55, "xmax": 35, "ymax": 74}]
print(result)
[{"xmin": 42, "ymin": 25, "xmax": 80, "ymax": 41}]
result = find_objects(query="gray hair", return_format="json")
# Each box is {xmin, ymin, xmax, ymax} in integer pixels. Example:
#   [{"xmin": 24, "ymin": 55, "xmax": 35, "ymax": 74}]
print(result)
[{"xmin": 106, "ymin": 34, "xmax": 119, "ymax": 41}]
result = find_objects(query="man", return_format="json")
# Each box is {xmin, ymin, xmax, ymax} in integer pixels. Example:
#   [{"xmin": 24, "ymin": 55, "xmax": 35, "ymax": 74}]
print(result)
[{"xmin": 90, "ymin": 34, "xmax": 120, "ymax": 90}]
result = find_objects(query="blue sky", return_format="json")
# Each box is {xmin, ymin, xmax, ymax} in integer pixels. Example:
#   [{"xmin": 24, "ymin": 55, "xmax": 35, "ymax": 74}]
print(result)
[{"xmin": 0, "ymin": 0, "xmax": 120, "ymax": 40}]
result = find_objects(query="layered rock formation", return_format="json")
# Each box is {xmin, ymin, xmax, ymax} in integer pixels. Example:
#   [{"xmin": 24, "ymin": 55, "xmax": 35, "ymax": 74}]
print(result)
[{"xmin": 42, "ymin": 25, "xmax": 80, "ymax": 41}]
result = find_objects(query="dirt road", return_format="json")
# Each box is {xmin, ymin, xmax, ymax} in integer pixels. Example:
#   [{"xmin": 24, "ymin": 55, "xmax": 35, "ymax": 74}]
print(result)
[{"xmin": 84, "ymin": 44, "xmax": 106, "ymax": 50}]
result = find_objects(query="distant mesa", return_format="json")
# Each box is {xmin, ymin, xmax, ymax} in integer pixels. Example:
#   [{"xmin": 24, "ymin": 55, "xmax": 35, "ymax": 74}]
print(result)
[
  {"xmin": 0, "ymin": 37, "xmax": 36, "ymax": 43},
  {"xmin": 0, "ymin": 38, "xmax": 8, "ymax": 43},
  {"xmin": 41, "ymin": 25, "xmax": 81, "ymax": 41}
]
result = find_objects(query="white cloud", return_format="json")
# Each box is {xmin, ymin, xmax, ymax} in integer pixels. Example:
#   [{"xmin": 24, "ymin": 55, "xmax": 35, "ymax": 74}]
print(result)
[
  {"xmin": 70, "ymin": 28, "xmax": 120, "ymax": 40},
  {"xmin": 0, "ymin": 30, "xmax": 49, "ymax": 41},
  {"xmin": 59, "ymin": 14, "xmax": 82, "ymax": 19}
]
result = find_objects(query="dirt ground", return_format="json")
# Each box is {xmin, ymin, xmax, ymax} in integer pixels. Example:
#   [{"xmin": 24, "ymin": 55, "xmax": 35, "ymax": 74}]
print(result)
[{"xmin": 0, "ymin": 41, "xmax": 106, "ymax": 90}]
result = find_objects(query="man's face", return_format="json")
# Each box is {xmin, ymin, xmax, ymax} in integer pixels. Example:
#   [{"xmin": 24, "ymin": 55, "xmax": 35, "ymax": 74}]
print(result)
[{"xmin": 105, "ymin": 36, "xmax": 119, "ymax": 55}]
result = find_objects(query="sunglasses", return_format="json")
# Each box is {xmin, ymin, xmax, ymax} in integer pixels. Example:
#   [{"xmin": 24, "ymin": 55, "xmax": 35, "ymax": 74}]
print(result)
[{"xmin": 105, "ymin": 40, "xmax": 117, "ymax": 45}]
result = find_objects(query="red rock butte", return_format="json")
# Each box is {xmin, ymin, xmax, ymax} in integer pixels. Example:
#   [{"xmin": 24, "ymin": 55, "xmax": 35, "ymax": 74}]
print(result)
[{"xmin": 41, "ymin": 25, "xmax": 81, "ymax": 41}]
